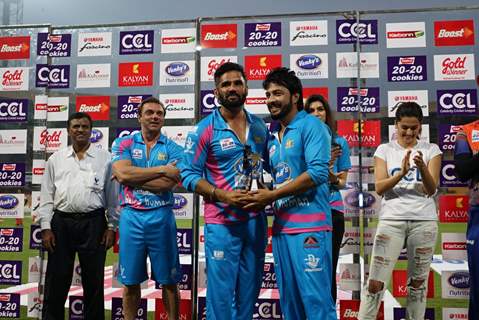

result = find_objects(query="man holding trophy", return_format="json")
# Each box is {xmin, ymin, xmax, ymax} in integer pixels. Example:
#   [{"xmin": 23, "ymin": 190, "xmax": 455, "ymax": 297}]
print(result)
[{"xmin": 180, "ymin": 62, "xmax": 269, "ymax": 320}]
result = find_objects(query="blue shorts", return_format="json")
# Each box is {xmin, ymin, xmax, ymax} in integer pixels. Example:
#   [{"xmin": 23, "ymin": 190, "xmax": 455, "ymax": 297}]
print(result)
[
  {"xmin": 272, "ymin": 231, "xmax": 336, "ymax": 320},
  {"xmin": 118, "ymin": 206, "xmax": 181, "ymax": 285},
  {"xmin": 205, "ymin": 214, "xmax": 267, "ymax": 320}
]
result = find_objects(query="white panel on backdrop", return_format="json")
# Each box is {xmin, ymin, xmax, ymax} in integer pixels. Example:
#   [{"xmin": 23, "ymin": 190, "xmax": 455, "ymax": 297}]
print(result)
[
  {"xmin": 290, "ymin": 53, "xmax": 328, "ymax": 79},
  {"xmin": 442, "ymin": 232, "xmax": 467, "ymax": 260},
  {"xmin": 386, "ymin": 22, "xmax": 426, "ymax": 48},
  {"xmin": 31, "ymin": 191, "xmax": 41, "ymax": 223},
  {"xmin": 161, "ymin": 28, "xmax": 196, "ymax": 53},
  {"xmin": 340, "ymin": 227, "xmax": 360, "ymax": 254},
  {"xmin": 34, "ymin": 95, "xmax": 47, "ymax": 120},
  {"xmin": 339, "ymin": 263, "xmax": 361, "ymax": 291},
  {"xmin": 289, "ymin": 20, "xmax": 328, "ymax": 46},
  {"xmin": 27, "ymin": 291, "xmax": 43, "ymax": 318},
  {"xmin": 173, "ymin": 193, "xmax": 194, "ymax": 219},
  {"xmin": 0, "ymin": 67, "xmax": 29, "ymax": 91},
  {"xmin": 32, "ymin": 160, "xmax": 45, "ymax": 185},
  {"xmin": 162, "ymin": 126, "xmax": 194, "ymax": 147},
  {"xmin": 348, "ymin": 156, "xmax": 374, "ymax": 184},
  {"xmin": 46, "ymin": 96, "xmax": 69, "ymax": 121},
  {"xmin": 441, "ymin": 270, "xmax": 469, "ymax": 299},
  {"xmin": 200, "ymin": 56, "xmax": 237, "ymax": 82},
  {"xmin": 442, "ymin": 308, "xmax": 468, "ymax": 320},
  {"xmin": 245, "ymin": 88, "xmax": 268, "ymax": 115},
  {"xmin": 77, "ymin": 32, "xmax": 112, "ymax": 56},
  {"xmin": 434, "ymin": 53, "xmax": 475, "ymax": 81},
  {"xmin": 388, "ymin": 124, "xmax": 429, "ymax": 142},
  {"xmin": 387, "ymin": 90, "xmax": 429, "ymax": 117},
  {"xmin": 28, "ymin": 256, "xmax": 47, "ymax": 283},
  {"xmin": 0, "ymin": 193, "xmax": 24, "ymax": 218},
  {"xmin": 90, "ymin": 127, "xmax": 109, "ymax": 150},
  {"xmin": 76, "ymin": 63, "xmax": 111, "ymax": 88},
  {"xmin": 0, "ymin": 129, "xmax": 27, "ymax": 154},
  {"xmin": 33, "ymin": 127, "xmax": 68, "ymax": 153},
  {"xmin": 336, "ymin": 52, "xmax": 379, "ymax": 78},
  {"xmin": 160, "ymin": 93, "xmax": 195, "ymax": 119},
  {"xmin": 159, "ymin": 60, "xmax": 195, "ymax": 86}
]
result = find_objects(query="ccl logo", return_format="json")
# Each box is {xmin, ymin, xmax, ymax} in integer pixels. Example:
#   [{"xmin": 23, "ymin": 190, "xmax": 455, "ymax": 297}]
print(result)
[
  {"xmin": 116, "ymin": 128, "xmax": 140, "ymax": 138},
  {"xmin": 176, "ymin": 229, "xmax": 191, "ymax": 250},
  {"xmin": 37, "ymin": 65, "xmax": 68, "ymax": 84},
  {"xmin": 69, "ymin": 296, "xmax": 84, "ymax": 316},
  {"xmin": 0, "ymin": 262, "xmax": 21, "ymax": 280},
  {"xmin": 0, "ymin": 100, "xmax": 27, "ymax": 117},
  {"xmin": 120, "ymin": 31, "xmax": 153, "ymax": 50},
  {"xmin": 442, "ymin": 163, "xmax": 457, "ymax": 181},
  {"xmin": 31, "ymin": 226, "xmax": 42, "ymax": 247},
  {"xmin": 201, "ymin": 91, "xmax": 220, "ymax": 110},
  {"xmin": 439, "ymin": 90, "xmax": 477, "ymax": 109},
  {"xmin": 338, "ymin": 21, "xmax": 376, "ymax": 39},
  {"xmin": 253, "ymin": 300, "xmax": 282, "ymax": 319}
]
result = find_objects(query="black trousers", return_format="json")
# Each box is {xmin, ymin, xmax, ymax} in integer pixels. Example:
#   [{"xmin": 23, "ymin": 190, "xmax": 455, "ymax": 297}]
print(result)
[
  {"xmin": 331, "ymin": 209, "xmax": 345, "ymax": 303},
  {"xmin": 42, "ymin": 209, "xmax": 107, "ymax": 320}
]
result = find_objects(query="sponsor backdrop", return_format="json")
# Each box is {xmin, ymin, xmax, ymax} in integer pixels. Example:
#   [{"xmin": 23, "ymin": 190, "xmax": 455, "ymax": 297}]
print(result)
[{"xmin": 1, "ymin": 6, "xmax": 478, "ymax": 319}]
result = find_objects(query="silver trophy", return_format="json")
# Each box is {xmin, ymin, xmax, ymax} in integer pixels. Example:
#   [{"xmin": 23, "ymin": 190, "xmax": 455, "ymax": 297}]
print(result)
[{"xmin": 241, "ymin": 145, "xmax": 264, "ymax": 191}]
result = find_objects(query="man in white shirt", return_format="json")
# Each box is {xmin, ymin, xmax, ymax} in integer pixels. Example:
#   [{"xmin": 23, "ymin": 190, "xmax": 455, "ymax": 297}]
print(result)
[{"xmin": 38, "ymin": 112, "xmax": 118, "ymax": 320}]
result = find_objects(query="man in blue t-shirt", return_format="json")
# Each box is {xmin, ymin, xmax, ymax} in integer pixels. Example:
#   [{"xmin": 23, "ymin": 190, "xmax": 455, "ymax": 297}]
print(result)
[
  {"xmin": 111, "ymin": 97, "xmax": 182, "ymax": 320},
  {"xmin": 246, "ymin": 67, "xmax": 336, "ymax": 319},
  {"xmin": 180, "ymin": 62, "xmax": 269, "ymax": 320}
]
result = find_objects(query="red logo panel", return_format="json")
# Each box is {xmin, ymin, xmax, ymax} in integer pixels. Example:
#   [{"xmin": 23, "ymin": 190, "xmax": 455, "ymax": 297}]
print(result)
[
  {"xmin": 201, "ymin": 24, "xmax": 237, "ymax": 48},
  {"xmin": 244, "ymin": 54, "xmax": 282, "ymax": 80},
  {"xmin": 155, "ymin": 298, "xmax": 191, "ymax": 319},
  {"xmin": 303, "ymin": 87, "xmax": 329, "ymax": 102},
  {"xmin": 392, "ymin": 270, "xmax": 434, "ymax": 298},
  {"xmin": 339, "ymin": 300, "xmax": 384, "ymax": 320},
  {"xmin": 0, "ymin": 36, "xmax": 30, "ymax": 60},
  {"xmin": 434, "ymin": 20, "xmax": 475, "ymax": 46},
  {"xmin": 439, "ymin": 195, "xmax": 469, "ymax": 223},
  {"xmin": 118, "ymin": 62, "xmax": 153, "ymax": 87},
  {"xmin": 337, "ymin": 119, "xmax": 381, "ymax": 148},
  {"xmin": 266, "ymin": 227, "xmax": 273, "ymax": 253},
  {"xmin": 76, "ymin": 96, "xmax": 110, "ymax": 120}
]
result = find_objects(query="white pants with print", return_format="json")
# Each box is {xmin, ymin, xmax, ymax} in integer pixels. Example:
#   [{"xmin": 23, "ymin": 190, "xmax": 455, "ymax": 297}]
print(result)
[{"xmin": 358, "ymin": 220, "xmax": 438, "ymax": 320}]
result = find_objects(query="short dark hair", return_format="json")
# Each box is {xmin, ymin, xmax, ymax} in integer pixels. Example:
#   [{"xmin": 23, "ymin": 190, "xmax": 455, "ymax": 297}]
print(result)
[
  {"xmin": 394, "ymin": 101, "xmax": 423, "ymax": 123},
  {"xmin": 263, "ymin": 67, "xmax": 304, "ymax": 111},
  {"xmin": 305, "ymin": 94, "xmax": 336, "ymax": 134},
  {"xmin": 214, "ymin": 62, "xmax": 247, "ymax": 86},
  {"xmin": 137, "ymin": 96, "xmax": 166, "ymax": 117},
  {"xmin": 67, "ymin": 112, "xmax": 92, "ymax": 129}
]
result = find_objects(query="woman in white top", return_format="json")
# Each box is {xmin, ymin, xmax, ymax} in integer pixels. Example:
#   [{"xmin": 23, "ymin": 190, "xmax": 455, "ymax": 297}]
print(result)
[{"xmin": 358, "ymin": 102, "xmax": 442, "ymax": 320}]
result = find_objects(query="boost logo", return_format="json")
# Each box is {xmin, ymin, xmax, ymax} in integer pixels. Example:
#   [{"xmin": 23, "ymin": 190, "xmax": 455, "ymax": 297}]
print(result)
[{"xmin": 201, "ymin": 24, "xmax": 237, "ymax": 48}]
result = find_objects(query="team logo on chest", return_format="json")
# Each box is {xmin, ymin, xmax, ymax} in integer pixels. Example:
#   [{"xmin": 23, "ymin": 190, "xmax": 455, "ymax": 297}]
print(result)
[
  {"xmin": 472, "ymin": 130, "xmax": 479, "ymax": 143},
  {"xmin": 157, "ymin": 152, "xmax": 167, "ymax": 161},
  {"xmin": 304, "ymin": 236, "xmax": 320, "ymax": 248},
  {"xmin": 132, "ymin": 148, "xmax": 143, "ymax": 159},
  {"xmin": 220, "ymin": 137, "xmax": 235, "ymax": 151},
  {"xmin": 254, "ymin": 135, "xmax": 264, "ymax": 144},
  {"xmin": 285, "ymin": 139, "xmax": 294, "ymax": 148}
]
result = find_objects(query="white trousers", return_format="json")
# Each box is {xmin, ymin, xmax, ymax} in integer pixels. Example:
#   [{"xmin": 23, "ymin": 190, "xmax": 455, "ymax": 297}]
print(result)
[{"xmin": 358, "ymin": 220, "xmax": 438, "ymax": 320}]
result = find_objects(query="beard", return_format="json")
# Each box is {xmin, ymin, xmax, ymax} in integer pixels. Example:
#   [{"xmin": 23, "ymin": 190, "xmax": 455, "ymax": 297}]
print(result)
[
  {"xmin": 218, "ymin": 91, "xmax": 246, "ymax": 110},
  {"xmin": 268, "ymin": 99, "xmax": 293, "ymax": 120}
]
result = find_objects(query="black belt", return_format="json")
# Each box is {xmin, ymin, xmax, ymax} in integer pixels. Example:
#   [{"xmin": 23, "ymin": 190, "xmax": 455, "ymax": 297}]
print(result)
[{"xmin": 54, "ymin": 208, "xmax": 105, "ymax": 219}]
